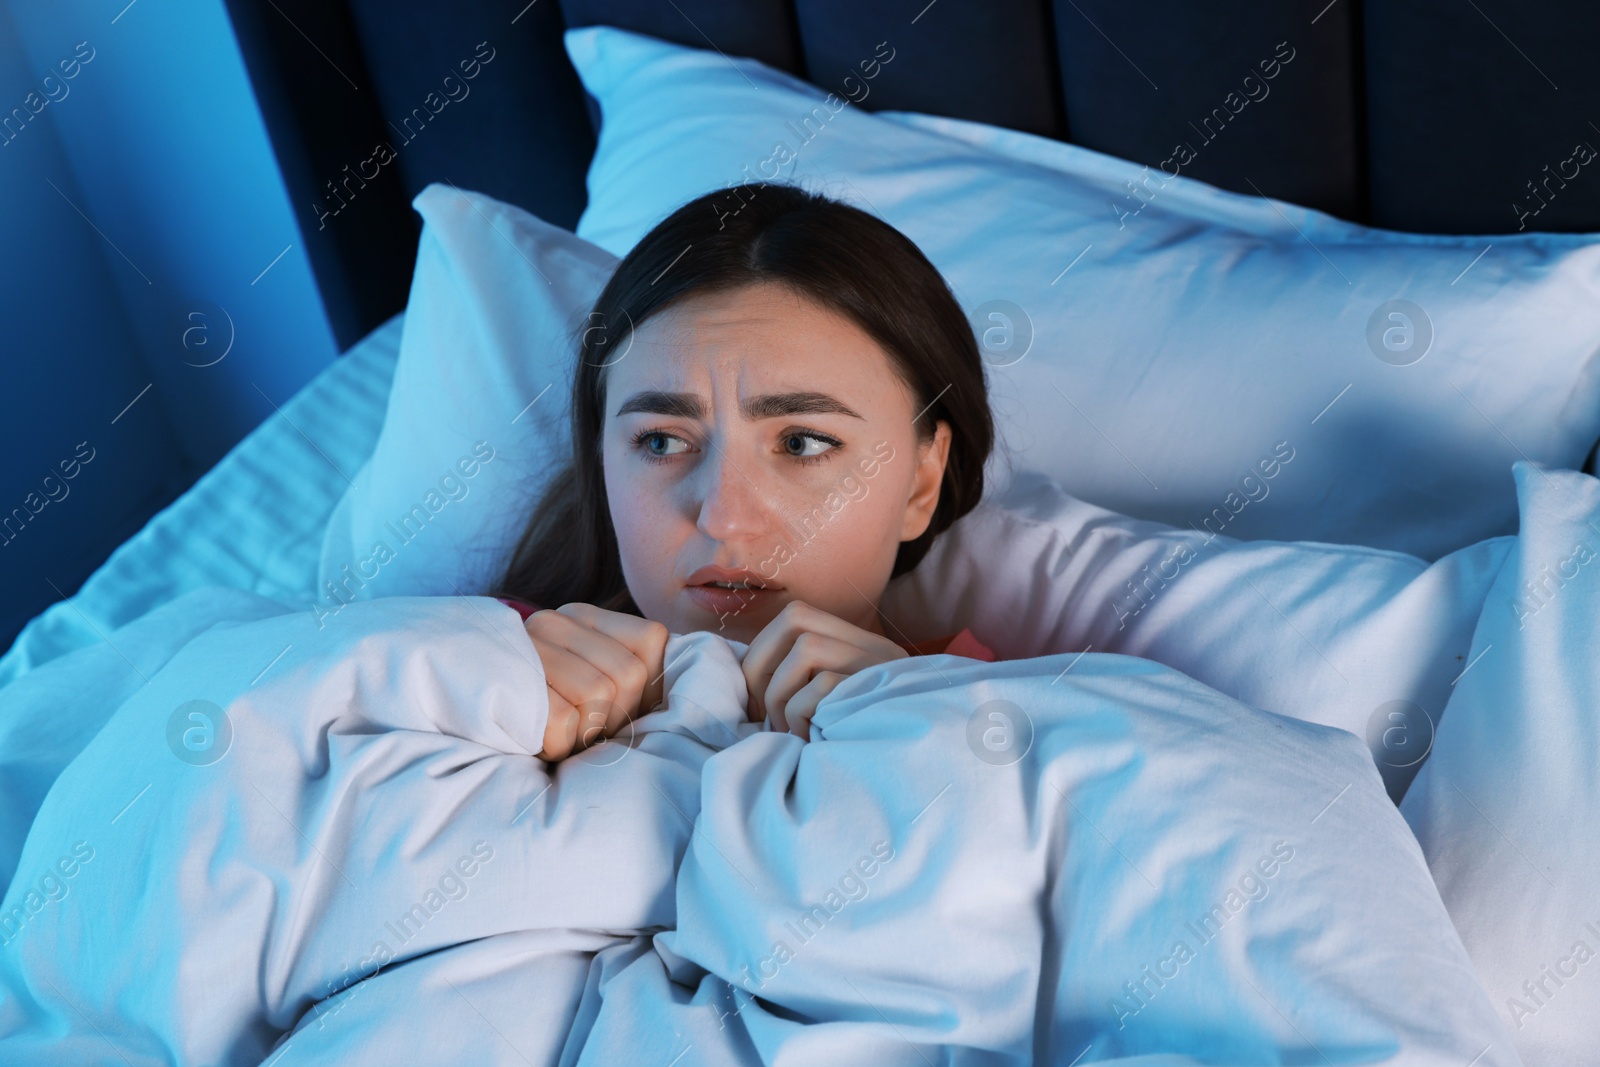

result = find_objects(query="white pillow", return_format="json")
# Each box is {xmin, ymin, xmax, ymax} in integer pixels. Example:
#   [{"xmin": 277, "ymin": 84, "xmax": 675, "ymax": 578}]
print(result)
[
  {"xmin": 316, "ymin": 183, "xmax": 618, "ymax": 608},
  {"xmin": 565, "ymin": 23, "xmax": 1600, "ymax": 562},
  {"xmin": 319, "ymin": 184, "xmax": 1508, "ymax": 797},
  {"xmin": 882, "ymin": 468, "xmax": 1512, "ymax": 800},
  {"xmin": 1400, "ymin": 460, "xmax": 1600, "ymax": 1064}
]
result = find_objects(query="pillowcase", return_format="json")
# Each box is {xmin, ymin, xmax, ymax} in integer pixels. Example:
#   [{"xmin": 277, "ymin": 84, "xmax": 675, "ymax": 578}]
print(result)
[
  {"xmin": 565, "ymin": 23, "xmax": 1600, "ymax": 562},
  {"xmin": 880, "ymin": 468, "xmax": 1512, "ymax": 801},
  {"xmin": 316, "ymin": 182, "xmax": 618, "ymax": 606},
  {"xmin": 1399, "ymin": 460, "xmax": 1600, "ymax": 1063},
  {"xmin": 319, "ymin": 183, "xmax": 1509, "ymax": 797}
]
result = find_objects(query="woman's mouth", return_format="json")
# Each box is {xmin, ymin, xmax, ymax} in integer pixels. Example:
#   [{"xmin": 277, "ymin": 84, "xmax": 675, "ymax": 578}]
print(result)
[
  {"xmin": 683, "ymin": 565, "xmax": 783, "ymax": 615},
  {"xmin": 685, "ymin": 581, "xmax": 780, "ymax": 615}
]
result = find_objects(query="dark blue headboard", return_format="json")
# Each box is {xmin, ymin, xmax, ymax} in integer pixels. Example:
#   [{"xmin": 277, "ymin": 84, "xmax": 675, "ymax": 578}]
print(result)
[{"xmin": 223, "ymin": 0, "xmax": 1600, "ymax": 351}]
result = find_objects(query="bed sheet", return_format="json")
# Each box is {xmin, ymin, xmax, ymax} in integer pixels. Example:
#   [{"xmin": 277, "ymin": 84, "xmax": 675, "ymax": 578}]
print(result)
[{"xmin": 0, "ymin": 312, "xmax": 401, "ymax": 690}]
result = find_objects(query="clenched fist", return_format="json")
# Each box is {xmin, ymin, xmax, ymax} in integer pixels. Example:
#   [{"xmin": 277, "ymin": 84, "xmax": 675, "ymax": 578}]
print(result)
[
  {"xmin": 522, "ymin": 603, "xmax": 670, "ymax": 762},
  {"xmin": 742, "ymin": 599, "xmax": 909, "ymax": 740}
]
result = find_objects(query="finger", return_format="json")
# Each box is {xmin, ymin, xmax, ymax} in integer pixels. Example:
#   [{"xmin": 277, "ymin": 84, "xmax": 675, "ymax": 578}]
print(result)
[
  {"xmin": 543, "ymin": 697, "xmax": 610, "ymax": 761},
  {"xmin": 785, "ymin": 670, "xmax": 846, "ymax": 741},
  {"xmin": 743, "ymin": 600, "xmax": 905, "ymax": 723},
  {"xmin": 741, "ymin": 599, "xmax": 823, "ymax": 724},
  {"xmin": 528, "ymin": 611, "xmax": 644, "ymax": 736},
  {"xmin": 572, "ymin": 701, "xmax": 613, "ymax": 754},
  {"xmin": 555, "ymin": 603, "xmax": 671, "ymax": 718},
  {"xmin": 764, "ymin": 631, "xmax": 883, "ymax": 734},
  {"xmin": 538, "ymin": 682, "xmax": 613, "ymax": 760},
  {"xmin": 540, "ymin": 690, "xmax": 580, "ymax": 762}
]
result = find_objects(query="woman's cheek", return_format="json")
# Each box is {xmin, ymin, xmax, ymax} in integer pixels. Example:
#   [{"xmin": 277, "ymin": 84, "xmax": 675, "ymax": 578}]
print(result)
[
  {"xmin": 605, "ymin": 462, "xmax": 655, "ymax": 576},
  {"xmin": 798, "ymin": 482, "xmax": 897, "ymax": 576},
  {"xmin": 611, "ymin": 475, "xmax": 661, "ymax": 551}
]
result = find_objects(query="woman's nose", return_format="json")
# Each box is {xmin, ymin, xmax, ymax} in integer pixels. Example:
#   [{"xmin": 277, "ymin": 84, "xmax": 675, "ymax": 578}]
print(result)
[{"xmin": 693, "ymin": 444, "xmax": 770, "ymax": 541}]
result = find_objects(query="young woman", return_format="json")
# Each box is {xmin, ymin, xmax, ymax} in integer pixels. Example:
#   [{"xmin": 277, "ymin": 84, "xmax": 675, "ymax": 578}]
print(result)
[{"xmin": 489, "ymin": 181, "xmax": 997, "ymax": 762}]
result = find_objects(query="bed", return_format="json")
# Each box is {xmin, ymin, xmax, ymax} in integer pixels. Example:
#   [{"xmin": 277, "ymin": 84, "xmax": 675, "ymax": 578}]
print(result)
[{"xmin": 4, "ymin": 2, "xmax": 1600, "ymax": 1064}]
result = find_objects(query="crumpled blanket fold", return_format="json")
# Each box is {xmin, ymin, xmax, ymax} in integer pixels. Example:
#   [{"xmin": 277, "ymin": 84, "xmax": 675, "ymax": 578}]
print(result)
[{"xmin": 0, "ymin": 592, "xmax": 1518, "ymax": 1065}]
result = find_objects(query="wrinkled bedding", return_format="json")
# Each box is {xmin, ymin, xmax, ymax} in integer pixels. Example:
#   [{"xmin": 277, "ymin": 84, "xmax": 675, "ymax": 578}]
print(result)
[{"xmin": 0, "ymin": 587, "xmax": 1518, "ymax": 1065}]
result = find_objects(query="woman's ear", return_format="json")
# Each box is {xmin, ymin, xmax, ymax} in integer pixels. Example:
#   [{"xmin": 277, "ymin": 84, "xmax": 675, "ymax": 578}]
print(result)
[{"xmin": 899, "ymin": 419, "xmax": 952, "ymax": 542}]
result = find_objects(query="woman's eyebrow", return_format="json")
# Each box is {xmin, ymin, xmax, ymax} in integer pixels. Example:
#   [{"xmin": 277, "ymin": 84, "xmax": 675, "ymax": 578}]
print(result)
[{"xmin": 614, "ymin": 390, "xmax": 864, "ymax": 421}]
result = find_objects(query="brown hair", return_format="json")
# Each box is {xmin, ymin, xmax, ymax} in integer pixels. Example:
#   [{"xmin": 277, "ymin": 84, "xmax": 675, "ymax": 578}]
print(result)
[{"xmin": 490, "ymin": 180, "xmax": 993, "ymax": 614}]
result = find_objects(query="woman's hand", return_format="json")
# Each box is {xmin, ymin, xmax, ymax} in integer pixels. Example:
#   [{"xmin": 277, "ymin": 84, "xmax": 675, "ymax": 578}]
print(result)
[
  {"xmin": 522, "ymin": 603, "xmax": 669, "ymax": 763},
  {"xmin": 741, "ymin": 599, "xmax": 909, "ymax": 740}
]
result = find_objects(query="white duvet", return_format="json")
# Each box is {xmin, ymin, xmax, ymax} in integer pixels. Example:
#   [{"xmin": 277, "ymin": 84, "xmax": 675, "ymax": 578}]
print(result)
[{"xmin": 0, "ymin": 582, "xmax": 1518, "ymax": 1064}]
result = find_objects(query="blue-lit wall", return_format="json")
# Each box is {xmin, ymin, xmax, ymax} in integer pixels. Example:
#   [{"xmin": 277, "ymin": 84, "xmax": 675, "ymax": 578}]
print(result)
[{"xmin": 0, "ymin": 0, "xmax": 339, "ymax": 648}]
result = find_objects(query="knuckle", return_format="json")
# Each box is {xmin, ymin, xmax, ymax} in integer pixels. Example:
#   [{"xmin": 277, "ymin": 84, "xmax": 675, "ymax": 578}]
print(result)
[
  {"xmin": 621, "ymin": 657, "xmax": 649, "ymax": 694},
  {"xmin": 578, "ymin": 706, "xmax": 608, "ymax": 742},
  {"xmin": 556, "ymin": 602, "xmax": 595, "ymax": 626},
  {"xmin": 581, "ymin": 674, "xmax": 618, "ymax": 707}
]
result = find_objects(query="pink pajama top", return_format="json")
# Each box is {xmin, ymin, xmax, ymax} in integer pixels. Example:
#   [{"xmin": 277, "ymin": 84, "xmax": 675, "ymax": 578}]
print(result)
[{"xmin": 494, "ymin": 595, "xmax": 998, "ymax": 662}]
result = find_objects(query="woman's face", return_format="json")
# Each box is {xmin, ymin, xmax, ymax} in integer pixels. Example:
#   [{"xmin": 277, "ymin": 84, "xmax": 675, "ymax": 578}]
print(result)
[{"xmin": 601, "ymin": 281, "xmax": 952, "ymax": 644}]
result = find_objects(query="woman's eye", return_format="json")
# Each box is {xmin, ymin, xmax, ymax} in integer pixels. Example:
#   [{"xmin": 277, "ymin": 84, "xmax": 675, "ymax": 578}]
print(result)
[
  {"xmin": 782, "ymin": 431, "xmax": 841, "ymax": 464},
  {"xmin": 633, "ymin": 430, "xmax": 690, "ymax": 461}
]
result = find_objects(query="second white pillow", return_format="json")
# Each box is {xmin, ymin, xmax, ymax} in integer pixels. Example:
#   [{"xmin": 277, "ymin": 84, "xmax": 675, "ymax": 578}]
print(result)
[{"xmin": 880, "ymin": 468, "xmax": 1511, "ymax": 799}]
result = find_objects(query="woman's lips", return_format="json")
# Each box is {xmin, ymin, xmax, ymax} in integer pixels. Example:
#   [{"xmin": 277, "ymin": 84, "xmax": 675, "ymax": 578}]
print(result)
[{"xmin": 685, "ymin": 584, "xmax": 780, "ymax": 616}]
